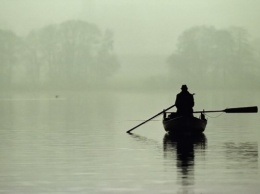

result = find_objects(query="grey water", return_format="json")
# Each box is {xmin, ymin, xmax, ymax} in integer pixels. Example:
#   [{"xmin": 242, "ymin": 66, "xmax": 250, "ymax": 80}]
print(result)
[{"xmin": 0, "ymin": 91, "xmax": 259, "ymax": 194}]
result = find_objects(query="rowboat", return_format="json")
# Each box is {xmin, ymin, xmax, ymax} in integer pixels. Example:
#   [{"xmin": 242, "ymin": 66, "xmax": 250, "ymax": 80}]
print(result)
[
  {"xmin": 163, "ymin": 112, "xmax": 207, "ymax": 135},
  {"xmin": 126, "ymin": 105, "xmax": 257, "ymax": 134}
]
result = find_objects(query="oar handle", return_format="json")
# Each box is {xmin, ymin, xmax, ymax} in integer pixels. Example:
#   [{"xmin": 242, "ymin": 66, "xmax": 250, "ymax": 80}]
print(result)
[
  {"xmin": 194, "ymin": 106, "xmax": 258, "ymax": 114},
  {"xmin": 126, "ymin": 104, "xmax": 176, "ymax": 133}
]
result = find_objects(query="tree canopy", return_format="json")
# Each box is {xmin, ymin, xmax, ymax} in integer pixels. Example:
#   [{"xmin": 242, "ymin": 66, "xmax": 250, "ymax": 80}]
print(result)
[
  {"xmin": 0, "ymin": 20, "xmax": 119, "ymax": 90},
  {"xmin": 168, "ymin": 26, "xmax": 259, "ymax": 89}
]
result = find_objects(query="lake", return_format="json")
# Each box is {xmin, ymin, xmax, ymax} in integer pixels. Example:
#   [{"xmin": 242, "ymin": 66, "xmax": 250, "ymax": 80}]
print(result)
[{"xmin": 0, "ymin": 90, "xmax": 259, "ymax": 194}]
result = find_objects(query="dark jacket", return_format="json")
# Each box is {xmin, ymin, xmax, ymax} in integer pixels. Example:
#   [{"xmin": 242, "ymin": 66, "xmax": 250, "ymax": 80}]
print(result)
[{"xmin": 175, "ymin": 91, "xmax": 194, "ymax": 116}]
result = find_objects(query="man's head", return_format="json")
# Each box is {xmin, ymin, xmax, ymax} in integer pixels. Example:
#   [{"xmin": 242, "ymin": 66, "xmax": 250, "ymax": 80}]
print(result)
[{"xmin": 181, "ymin": 85, "xmax": 188, "ymax": 91}]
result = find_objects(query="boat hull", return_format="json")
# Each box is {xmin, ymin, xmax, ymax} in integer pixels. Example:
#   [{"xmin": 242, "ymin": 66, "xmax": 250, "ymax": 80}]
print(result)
[{"xmin": 163, "ymin": 116, "xmax": 207, "ymax": 135}]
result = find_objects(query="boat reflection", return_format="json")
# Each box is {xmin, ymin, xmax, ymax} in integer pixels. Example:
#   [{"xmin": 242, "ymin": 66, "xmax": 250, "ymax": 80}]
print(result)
[{"xmin": 163, "ymin": 133, "xmax": 207, "ymax": 187}]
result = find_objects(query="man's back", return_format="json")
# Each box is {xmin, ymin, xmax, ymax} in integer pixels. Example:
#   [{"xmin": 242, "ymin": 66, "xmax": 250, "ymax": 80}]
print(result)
[{"xmin": 175, "ymin": 90, "xmax": 194, "ymax": 116}]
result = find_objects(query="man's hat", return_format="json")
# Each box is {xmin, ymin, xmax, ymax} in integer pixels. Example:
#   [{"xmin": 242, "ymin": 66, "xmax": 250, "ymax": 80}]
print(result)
[{"xmin": 181, "ymin": 85, "xmax": 188, "ymax": 90}]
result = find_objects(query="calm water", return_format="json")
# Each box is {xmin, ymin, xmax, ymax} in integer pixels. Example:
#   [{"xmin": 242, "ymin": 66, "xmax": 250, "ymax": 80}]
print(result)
[{"xmin": 0, "ymin": 90, "xmax": 259, "ymax": 194}]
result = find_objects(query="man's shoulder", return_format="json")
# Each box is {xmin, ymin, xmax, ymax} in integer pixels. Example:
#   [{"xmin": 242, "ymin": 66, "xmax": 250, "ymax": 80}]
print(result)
[
  {"xmin": 176, "ymin": 92, "xmax": 182, "ymax": 97},
  {"xmin": 178, "ymin": 91, "xmax": 193, "ymax": 97}
]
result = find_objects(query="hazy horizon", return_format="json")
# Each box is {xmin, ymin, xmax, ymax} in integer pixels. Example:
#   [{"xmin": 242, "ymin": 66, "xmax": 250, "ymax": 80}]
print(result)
[{"xmin": 1, "ymin": 0, "xmax": 260, "ymax": 91}]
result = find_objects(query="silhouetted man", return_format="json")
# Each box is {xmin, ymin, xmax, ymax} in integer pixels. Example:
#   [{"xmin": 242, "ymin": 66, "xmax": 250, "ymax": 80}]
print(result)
[{"xmin": 175, "ymin": 85, "xmax": 194, "ymax": 116}]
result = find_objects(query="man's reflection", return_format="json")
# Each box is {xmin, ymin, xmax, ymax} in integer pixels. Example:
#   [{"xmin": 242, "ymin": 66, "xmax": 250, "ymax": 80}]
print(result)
[{"xmin": 163, "ymin": 133, "xmax": 207, "ymax": 187}]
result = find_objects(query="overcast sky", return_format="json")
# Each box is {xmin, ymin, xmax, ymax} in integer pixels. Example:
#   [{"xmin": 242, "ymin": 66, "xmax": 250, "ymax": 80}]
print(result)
[{"xmin": 1, "ymin": 0, "xmax": 260, "ymax": 56}]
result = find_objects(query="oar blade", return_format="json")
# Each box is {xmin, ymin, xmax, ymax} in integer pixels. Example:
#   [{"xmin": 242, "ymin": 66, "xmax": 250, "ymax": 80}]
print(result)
[{"xmin": 225, "ymin": 106, "xmax": 258, "ymax": 113}]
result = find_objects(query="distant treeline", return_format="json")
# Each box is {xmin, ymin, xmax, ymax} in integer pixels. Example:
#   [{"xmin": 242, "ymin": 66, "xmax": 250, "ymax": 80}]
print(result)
[
  {"xmin": 0, "ymin": 20, "xmax": 119, "ymax": 90},
  {"xmin": 167, "ymin": 26, "xmax": 260, "ymax": 89},
  {"xmin": 1, "ymin": 23, "xmax": 259, "ymax": 91}
]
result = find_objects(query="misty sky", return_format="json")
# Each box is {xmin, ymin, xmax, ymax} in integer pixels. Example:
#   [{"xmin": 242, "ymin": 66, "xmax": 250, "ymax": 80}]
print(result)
[
  {"xmin": 1, "ymin": 0, "xmax": 260, "ymax": 84},
  {"xmin": 1, "ymin": 0, "xmax": 260, "ymax": 56}
]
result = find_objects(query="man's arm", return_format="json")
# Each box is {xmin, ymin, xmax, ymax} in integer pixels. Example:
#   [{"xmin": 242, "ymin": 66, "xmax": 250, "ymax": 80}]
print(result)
[
  {"xmin": 191, "ymin": 94, "xmax": 194, "ymax": 107},
  {"xmin": 175, "ymin": 94, "xmax": 179, "ymax": 108}
]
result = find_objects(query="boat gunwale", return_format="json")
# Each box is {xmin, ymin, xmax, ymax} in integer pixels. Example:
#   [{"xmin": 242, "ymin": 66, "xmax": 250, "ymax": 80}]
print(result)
[{"xmin": 163, "ymin": 115, "xmax": 207, "ymax": 134}]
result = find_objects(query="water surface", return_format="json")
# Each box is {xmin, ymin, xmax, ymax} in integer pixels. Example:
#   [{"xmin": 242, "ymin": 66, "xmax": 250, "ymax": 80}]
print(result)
[{"xmin": 0, "ymin": 91, "xmax": 259, "ymax": 193}]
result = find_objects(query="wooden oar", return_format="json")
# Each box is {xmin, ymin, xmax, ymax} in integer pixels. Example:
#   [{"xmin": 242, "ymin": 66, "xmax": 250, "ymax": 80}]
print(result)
[
  {"xmin": 193, "ymin": 106, "xmax": 258, "ymax": 114},
  {"xmin": 126, "ymin": 104, "xmax": 176, "ymax": 133}
]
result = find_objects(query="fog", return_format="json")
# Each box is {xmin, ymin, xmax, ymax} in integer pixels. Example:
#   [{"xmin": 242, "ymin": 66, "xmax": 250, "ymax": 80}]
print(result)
[
  {"xmin": 1, "ymin": 2, "xmax": 260, "ymax": 192},
  {"xmin": 1, "ymin": 0, "xmax": 260, "ymax": 91}
]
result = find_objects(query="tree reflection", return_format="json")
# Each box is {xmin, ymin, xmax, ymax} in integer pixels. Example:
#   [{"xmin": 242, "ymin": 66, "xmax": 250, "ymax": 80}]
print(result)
[{"xmin": 163, "ymin": 133, "xmax": 207, "ymax": 187}]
